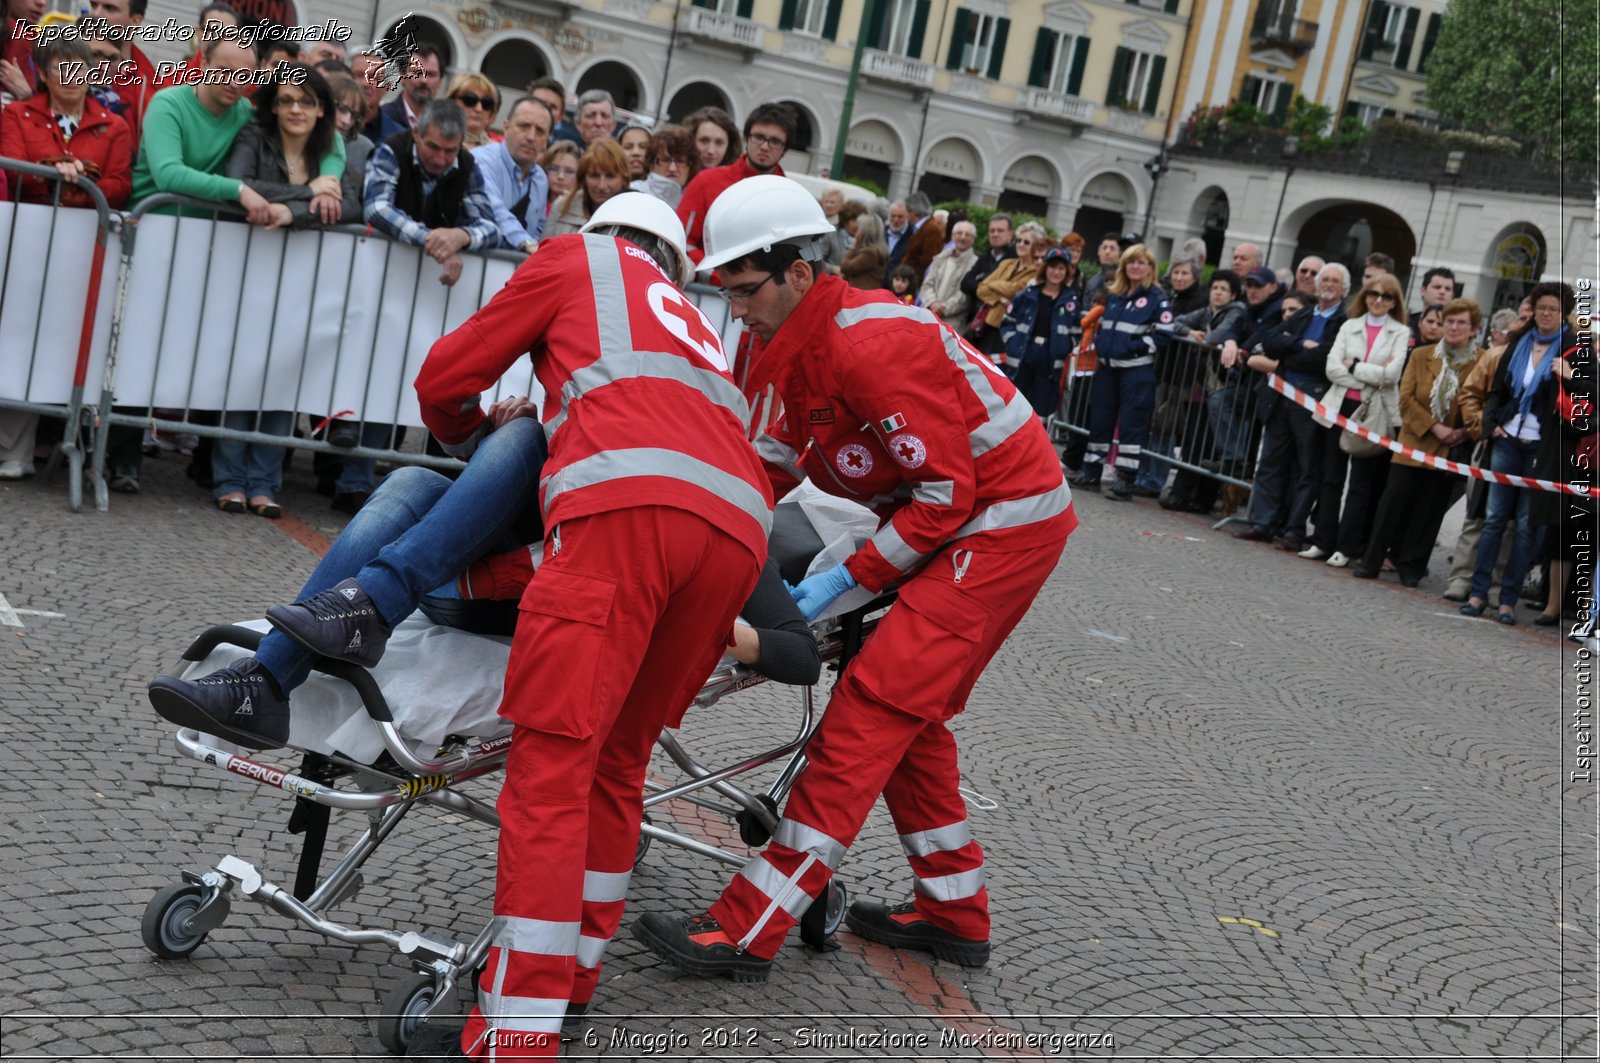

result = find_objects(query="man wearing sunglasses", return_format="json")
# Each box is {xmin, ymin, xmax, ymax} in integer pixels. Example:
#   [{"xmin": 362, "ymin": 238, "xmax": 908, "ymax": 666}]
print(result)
[{"xmin": 675, "ymin": 100, "xmax": 796, "ymax": 264}]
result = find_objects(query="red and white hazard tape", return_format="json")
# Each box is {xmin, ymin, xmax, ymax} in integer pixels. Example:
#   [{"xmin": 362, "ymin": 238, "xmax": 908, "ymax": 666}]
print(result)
[{"xmin": 1266, "ymin": 374, "xmax": 1594, "ymax": 498}]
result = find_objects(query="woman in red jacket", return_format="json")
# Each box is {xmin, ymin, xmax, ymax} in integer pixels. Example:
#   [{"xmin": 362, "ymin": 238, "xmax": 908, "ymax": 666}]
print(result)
[{"xmin": 0, "ymin": 35, "xmax": 131, "ymax": 209}]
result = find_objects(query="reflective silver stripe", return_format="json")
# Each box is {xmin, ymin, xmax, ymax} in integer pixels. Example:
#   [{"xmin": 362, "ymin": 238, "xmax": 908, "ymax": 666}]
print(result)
[
  {"xmin": 911, "ymin": 479, "xmax": 955, "ymax": 507},
  {"xmin": 583, "ymin": 869, "xmax": 631, "ymax": 904},
  {"xmin": 914, "ymin": 865, "xmax": 987, "ymax": 902},
  {"xmin": 834, "ymin": 302, "xmax": 938, "ymax": 329},
  {"xmin": 550, "ymin": 350, "xmax": 750, "ymax": 440},
  {"xmin": 753, "ymin": 433, "xmax": 803, "ymax": 480},
  {"xmin": 969, "ymin": 391, "xmax": 1035, "ymax": 457},
  {"xmin": 491, "ymin": 915, "xmax": 580, "ymax": 956},
  {"xmin": 899, "ymin": 820, "xmax": 973, "ymax": 859},
  {"xmin": 477, "ymin": 990, "xmax": 568, "ymax": 1035},
  {"xmin": 1110, "ymin": 319, "xmax": 1156, "ymax": 334},
  {"xmin": 954, "ymin": 482, "xmax": 1072, "ymax": 539},
  {"xmin": 736, "ymin": 852, "xmax": 818, "ymax": 949},
  {"xmin": 586, "ymin": 233, "xmax": 635, "ymax": 361},
  {"xmin": 542, "ymin": 448, "xmax": 773, "ymax": 536},
  {"xmin": 773, "ymin": 819, "xmax": 847, "ymax": 870},
  {"xmin": 576, "ymin": 933, "xmax": 609, "ymax": 968},
  {"xmin": 1105, "ymin": 356, "xmax": 1154, "ymax": 368},
  {"xmin": 869, "ymin": 519, "xmax": 926, "ymax": 573}
]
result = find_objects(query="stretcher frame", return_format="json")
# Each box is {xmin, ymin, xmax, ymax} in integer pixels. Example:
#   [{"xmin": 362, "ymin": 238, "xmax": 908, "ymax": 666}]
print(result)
[{"xmin": 143, "ymin": 596, "xmax": 892, "ymax": 1053}]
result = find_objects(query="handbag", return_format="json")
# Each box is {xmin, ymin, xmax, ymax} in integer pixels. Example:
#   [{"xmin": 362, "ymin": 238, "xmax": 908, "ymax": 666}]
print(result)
[{"xmin": 1339, "ymin": 393, "xmax": 1390, "ymax": 457}]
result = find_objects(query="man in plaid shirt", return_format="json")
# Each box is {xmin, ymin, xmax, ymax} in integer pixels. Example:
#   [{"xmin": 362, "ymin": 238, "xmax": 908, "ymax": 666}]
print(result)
[{"xmin": 363, "ymin": 98, "xmax": 498, "ymax": 286}]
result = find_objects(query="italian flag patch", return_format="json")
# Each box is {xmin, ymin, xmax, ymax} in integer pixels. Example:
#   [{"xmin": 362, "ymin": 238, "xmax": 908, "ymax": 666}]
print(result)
[{"xmin": 879, "ymin": 412, "xmax": 906, "ymax": 433}]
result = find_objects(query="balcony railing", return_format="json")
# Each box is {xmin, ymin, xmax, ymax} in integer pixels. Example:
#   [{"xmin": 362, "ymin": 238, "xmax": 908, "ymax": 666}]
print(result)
[
  {"xmin": 1016, "ymin": 85, "xmax": 1094, "ymax": 125},
  {"xmin": 1251, "ymin": 7, "xmax": 1318, "ymax": 51},
  {"xmin": 683, "ymin": 7, "xmax": 764, "ymax": 49},
  {"xmin": 862, "ymin": 48, "xmax": 936, "ymax": 88}
]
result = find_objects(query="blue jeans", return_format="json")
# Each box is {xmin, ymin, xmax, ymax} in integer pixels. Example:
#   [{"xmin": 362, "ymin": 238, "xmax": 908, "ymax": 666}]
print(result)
[
  {"xmin": 255, "ymin": 417, "xmax": 546, "ymax": 692},
  {"xmin": 213, "ymin": 410, "xmax": 294, "ymax": 499},
  {"xmin": 1469, "ymin": 437, "xmax": 1545, "ymax": 607},
  {"xmin": 1135, "ymin": 433, "xmax": 1175, "ymax": 492},
  {"xmin": 334, "ymin": 422, "xmax": 405, "ymax": 494},
  {"xmin": 1206, "ymin": 384, "xmax": 1253, "ymax": 467}
]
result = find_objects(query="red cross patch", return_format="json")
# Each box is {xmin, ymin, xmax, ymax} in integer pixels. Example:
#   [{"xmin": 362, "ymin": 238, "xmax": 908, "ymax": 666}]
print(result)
[
  {"xmin": 889, "ymin": 433, "xmax": 926, "ymax": 469},
  {"xmin": 836, "ymin": 444, "xmax": 873, "ymax": 478}
]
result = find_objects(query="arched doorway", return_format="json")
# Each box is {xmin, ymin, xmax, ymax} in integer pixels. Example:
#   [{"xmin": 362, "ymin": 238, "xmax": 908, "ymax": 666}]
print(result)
[
  {"xmin": 577, "ymin": 60, "xmax": 645, "ymax": 115},
  {"xmin": 1291, "ymin": 200, "xmax": 1417, "ymax": 289},
  {"xmin": 998, "ymin": 155, "xmax": 1057, "ymax": 219},
  {"xmin": 841, "ymin": 119, "xmax": 899, "ymax": 193},
  {"xmin": 1072, "ymin": 171, "xmax": 1135, "ymax": 240},
  {"xmin": 776, "ymin": 100, "xmax": 819, "ymax": 176},
  {"xmin": 480, "ymin": 37, "xmax": 550, "ymax": 102},
  {"xmin": 1484, "ymin": 222, "xmax": 1547, "ymax": 314},
  {"xmin": 666, "ymin": 81, "xmax": 732, "ymax": 123},
  {"xmin": 382, "ymin": 14, "xmax": 455, "ymax": 72},
  {"xmin": 1188, "ymin": 186, "xmax": 1230, "ymax": 268},
  {"xmin": 918, "ymin": 136, "xmax": 980, "ymax": 204}
]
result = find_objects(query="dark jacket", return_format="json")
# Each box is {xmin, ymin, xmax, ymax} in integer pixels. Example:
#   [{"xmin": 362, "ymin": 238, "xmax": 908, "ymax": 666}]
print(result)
[
  {"xmin": 1096, "ymin": 284, "xmax": 1172, "ymax": 367},
  {"xmin": 959, "ymin": 243, "xmax": 1016, "ymax": 302},
  {"xmin": 1165, "ymin": 281, "xmax": 1208, "ymax": 318},
  {"xmin": 384, "ymin": 129, "xmax": 476, "ymax": 229},
  {"xmin": 224, "ymin": 121, "xmax": 343, "ymax": 227},
  {"xmin": 1000, "ymin": 282, "xmax": 1083, "ymax": 369},
  {"xmin": 373, "ymin": 95, "xmax": 412, "ymax": 143},
  {"xmin": 1174, "ymin": 300, "xmax": 1249, "ymax": 347},
  {"xmin": 1259, "ymin": 304, "xmax": 1346, "ymax": 395}
]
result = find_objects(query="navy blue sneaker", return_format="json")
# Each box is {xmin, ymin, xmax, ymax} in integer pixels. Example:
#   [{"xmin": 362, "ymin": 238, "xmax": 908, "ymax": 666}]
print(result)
[
  {"xmin": 267, "ymin": 578, "xmax": 391, "ymax": 667},
  {"xmin": 148, "ymin": 658, "xmax": 290, "ymax": 750}
]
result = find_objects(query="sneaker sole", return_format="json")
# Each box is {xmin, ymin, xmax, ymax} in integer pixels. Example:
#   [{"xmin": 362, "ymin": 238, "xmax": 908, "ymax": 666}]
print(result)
[
  {"xmin": 265, "ymin": 605, "xmax": 384, "ymax": 668},
  {"xmin": 147, "ymin": 678, "xmax": 287, "ymax": 751},
  {"xmin": 630, "ymin": 920, "xmax": 772, "ymax": 983},
  {"xmin": 843, "ymin": 911, "xmax": 991, "ymax": 967}
]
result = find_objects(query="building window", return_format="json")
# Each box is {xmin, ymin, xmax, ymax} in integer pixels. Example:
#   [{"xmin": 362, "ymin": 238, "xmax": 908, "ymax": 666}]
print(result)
[
  {"xmin": 1107, "ymin": 46, "xmax": 1165, "ymax": 114},
  {"xmin": 1343, "ymin": 100, "xmax": 1393, "ymax": 126},
  {"xmin": 884, "ymin": 0, "xmax": 919, "ymax": 54},
  {"xmin": 866, "ymin": 0, "xmax": 930, "ymax": 59},
  {"xmin": 945, "ymin": 8, "xmax": 1011, "ymax": 79},
  {"xmin": 780, "ymin": 0, "xmax": 842, "ymax": 39},
  {"xmin": 694, "ymin": 0, "xmax": 753, "ymax": 14},
  {"xmin": 1030, "ymin": 29, "xmax": 1088, "ymax": 94},
  {"xmin": 1240, "ymin": 73, "xmax": 1291, "ymax": 123},
  {"xmin": 1359, "ymin": 0, "xmax": 1420, "ymax": 69}
]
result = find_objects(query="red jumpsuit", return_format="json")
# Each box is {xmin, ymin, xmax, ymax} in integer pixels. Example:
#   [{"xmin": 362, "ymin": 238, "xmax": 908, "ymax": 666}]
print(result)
[
  {"xmin": 674, "ymin": 155, "xmax": 784, "ymax": 263},
  {"xmin": 415, "ymin": 233, "xmax": 771, "ymax": 1058},
  {"xmin": 709, "ymin": 274, "xmax": 1076, "ymax": 956}
]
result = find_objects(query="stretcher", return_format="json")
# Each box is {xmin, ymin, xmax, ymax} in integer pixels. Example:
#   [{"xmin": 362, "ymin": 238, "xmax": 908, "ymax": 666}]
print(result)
[{"xmin": 141, "ymin": 496, "xmax": 891, "ymax": 1055}]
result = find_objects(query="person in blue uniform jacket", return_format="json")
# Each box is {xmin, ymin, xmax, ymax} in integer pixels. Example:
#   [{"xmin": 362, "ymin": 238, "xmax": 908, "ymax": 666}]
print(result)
[{"xmin": 1001, "ymin": 247, "xmax": 1083, "ymax": 418}]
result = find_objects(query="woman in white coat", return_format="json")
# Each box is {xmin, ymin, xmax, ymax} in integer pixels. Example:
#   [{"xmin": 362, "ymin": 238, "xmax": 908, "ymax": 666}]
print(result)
[
  {"xmin": 918, "ymin": 219, "xmax": 978, "ymax": 332},
  {"xmin": 1318, "ymin": 271, "xmax": 1412, "ymax": 567}
]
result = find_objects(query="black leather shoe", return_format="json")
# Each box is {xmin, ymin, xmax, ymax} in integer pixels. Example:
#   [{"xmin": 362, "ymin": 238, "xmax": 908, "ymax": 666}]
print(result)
[
  {"xmin": 1067, "ymin": 469, "xmax": 1102, "ymax": 491},
  {"xmin": 267, "ymin": 578, "xmax": 391, "ymax": 667},
  {"xmin": 632, "ymin": 912, "xmax": 772, "ymax": 982},
  {"xmin": 1351, "ymin": 567, "xmax": 1378, "ymax": 580},
  {"xmin": 845, "ymin": 899, "xmax": 990, "ymax": 966},
  {"xmin": 406, "ymin": 1022, "xmax": 468, "ymax": 1060},
  {"xmin": 1231, "ymin": 525, "xmax": 1273, "ymax": 542},
  {"xmin": 148, "ymin": 658, "xmax": 290, "ymax": 750}
]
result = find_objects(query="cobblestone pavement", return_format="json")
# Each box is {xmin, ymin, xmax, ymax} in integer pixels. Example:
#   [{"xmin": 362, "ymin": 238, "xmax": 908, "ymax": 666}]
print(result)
[{"xmin": 0, "ymin": 451, "xmax": 1593, "ymax": 1062}]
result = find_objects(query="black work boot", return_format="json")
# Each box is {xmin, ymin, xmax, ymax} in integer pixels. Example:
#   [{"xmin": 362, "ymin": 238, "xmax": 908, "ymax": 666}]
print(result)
[
  {"xmin": 844, "ymin": 900, "xmax": 991, "ymax": 966},
  {"xmin": 632, "ymin": 912, "xmax": 772, "ymax": 982},
  {"xmin": 405, "ymin": 1022, "xmax": 468, "ymax": 1060},
  {"xmin": 266, "ymin": 577, "xmax": 391, "ymax": 667},
  {"xmin": 148, "ymin": 658, "xmax": 290, "ymax": 750}
]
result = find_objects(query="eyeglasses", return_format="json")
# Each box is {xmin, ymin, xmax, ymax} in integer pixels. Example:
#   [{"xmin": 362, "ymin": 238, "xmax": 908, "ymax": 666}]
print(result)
[
  {"xmin": 274, "ymin": 96, "xmax": 317, "ymax": 111},
  {"xmin": 717, "ymin": 272, "xmax": 777, "ymax": 304},
  {"xmin": 455, "ymin": 93, "xmax": 498, "ymax": 110},
  {"xmin": 1297, "ymin": 266, "xmax": 1319, "ymax": 275},
  {"xmin": 1364, "ymin": 291, "xmax": 1396, "ymax": 302},
  {"xmin": 652, "ymin": 156, "xmax": 685, "ymax": 169},
  {"xmin": 746, "ymin": 132, "xmax": 787, "ymax": 150}
]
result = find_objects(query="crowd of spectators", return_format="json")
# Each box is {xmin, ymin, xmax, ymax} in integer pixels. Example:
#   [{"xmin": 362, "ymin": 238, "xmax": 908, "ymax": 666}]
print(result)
[{"xmin": 1, "ymin": 5, "xmax": 1592, "ymax": 636}]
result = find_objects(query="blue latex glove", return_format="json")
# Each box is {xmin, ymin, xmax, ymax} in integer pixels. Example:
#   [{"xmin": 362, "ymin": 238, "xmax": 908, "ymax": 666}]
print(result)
[{"xmin": 789, "ymin": 563, "xmax": 857, "ymax": 623}]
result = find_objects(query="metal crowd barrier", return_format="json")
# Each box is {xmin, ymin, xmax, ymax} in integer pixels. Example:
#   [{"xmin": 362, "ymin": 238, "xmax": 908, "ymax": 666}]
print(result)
[
  {"xmin": 0, "ymin": 157, "xmax": 120, "ymax": 512},
  {"xmin": 1048, "ymin": 335, "xmax": 1263, "ymax": 524},
  {"xmin": 0, "ymin": 175, "xmax": 734, "ymax": 512}
]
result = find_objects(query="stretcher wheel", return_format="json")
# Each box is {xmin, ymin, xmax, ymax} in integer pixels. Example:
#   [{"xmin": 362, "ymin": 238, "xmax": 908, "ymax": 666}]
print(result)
[
  {"xmin": 798, "ymin": 879, "xmax": 847, "ymax": 949},
  {"xmin": 820, "ymin": 879, "xmax": 847, "ymax": 936},
  {"xmin": 736, "ymin": 795, "xmax": 780, "ymax": 847},
  {"xmin": 141, "ymin": 883, "xmax": 214, "ymax": 959},
  {"xmin": 634, "ymin": 813, "xmax": 653, "ymax": 867},
  {"xmin": 376, "ymin": 972, "xmax": 438, "ymax": 1054}
]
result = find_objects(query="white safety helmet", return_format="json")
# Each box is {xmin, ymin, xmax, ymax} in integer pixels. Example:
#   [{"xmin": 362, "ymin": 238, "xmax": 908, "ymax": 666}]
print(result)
[
  {"xmin": 581, "ymin": 192, "xmax": 694, "ymax": 286},
  {"xmin": 697, "ymin": 174, "xmax": 835, "ymax": 275}
]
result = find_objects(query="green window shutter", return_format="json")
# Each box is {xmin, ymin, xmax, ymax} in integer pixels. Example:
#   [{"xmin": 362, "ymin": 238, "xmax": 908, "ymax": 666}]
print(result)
[
  {"xmin": 865, "ymin": 0, "xmax": 888, "ymax": 48},
  {"xmin": 778, "ymin": 0, "xmax": 796, "ymax": 30},
  {"xmin": 736, "ymin": 0, "xmax": 753, "ymax": 16},
  {"xmin": 985, "ymin": 17, "xmax": 1009, "ymax": 79},
  {"xmin": 1164, "ymin": 0, "xmax": 1179, "ymax": 11},
  {"xmin": 1067, "ymin": 36, "xmax": 1089, "ymax": 95},
  {"xmin": 1107, "ymin": 45, "xmax": 1130, "ymax": 107},
  {"xmin": 1417, "ymin": 11, "xmax": 1441, "ymax": 72},
  {"xmin": 1397, "ymin": 6, "xmax": 1419, "ymax": 68},
  {"xmin": 908, "ymin": 0, "xmax": 931, "ymax": 57},
  {"xmin": 947, "ymin": 8, "xmax": 971, "ymax": 69},
  {"xmin": 692, "ymin": 0, "xmax": 713, "ymax": 8},
  {"xmin": 1359, "ymin": 0, "xmax": 1388, "ymax": 60},
  {"xmin": 1342, "ymin": 100, "xmax": 1359, "ymax": 120},
  {"xmin": 1240, "ymin": 73, "xmax": 1261, "ymax": 108},
  {"xmin": 822, "ymin": 0, "xmax": 843, "ymax": 38},
  {"xmin": 1270, "ymin": 84, "xmax": 1291, "ymax": 124},
  {"xmin": 1142, "ymin": 53, "xmax": 1166, "ymax": 114},
  {"xmin": 1027, "ymin": 27, "xmax": 1052, "ymax": 87}
]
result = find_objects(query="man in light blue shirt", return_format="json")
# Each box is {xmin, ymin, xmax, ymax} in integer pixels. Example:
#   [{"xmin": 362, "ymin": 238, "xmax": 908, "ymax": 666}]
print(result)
[{"xmin": 472, "ymin": 96, "xmax": 551, "ymax": 254}]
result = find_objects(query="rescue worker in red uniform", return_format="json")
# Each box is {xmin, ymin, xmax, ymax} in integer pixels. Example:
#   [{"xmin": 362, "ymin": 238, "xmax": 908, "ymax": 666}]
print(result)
[
  {"xmin": 633, "ymin": 175, "xmax": 1077, "ymax": 978},
  {"xmin": 403, "ymin": 194, "xmax": 772, "ymax": 1060}
]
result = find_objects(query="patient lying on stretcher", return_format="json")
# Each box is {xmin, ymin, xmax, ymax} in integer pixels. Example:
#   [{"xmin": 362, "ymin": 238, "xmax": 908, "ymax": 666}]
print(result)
[{"xmin": 148, "ymin": 403, "xmax": 819, "ymax": 752}]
